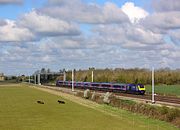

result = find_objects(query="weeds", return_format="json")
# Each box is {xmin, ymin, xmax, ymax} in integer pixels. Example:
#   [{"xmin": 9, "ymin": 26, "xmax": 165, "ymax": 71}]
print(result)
[{"xmin": 75, "ymin": 90, "xmax": 180, "ymax": 128}]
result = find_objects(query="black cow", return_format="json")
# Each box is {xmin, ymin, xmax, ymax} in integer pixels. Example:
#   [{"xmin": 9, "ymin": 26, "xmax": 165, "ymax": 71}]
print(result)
[
  {"xmin": 37, "ymin": 100, "xmax": 44, "ymax": 104},
  {"xmin": 58, "ymin": 100, "xmax": 65, "ymax": 104}
]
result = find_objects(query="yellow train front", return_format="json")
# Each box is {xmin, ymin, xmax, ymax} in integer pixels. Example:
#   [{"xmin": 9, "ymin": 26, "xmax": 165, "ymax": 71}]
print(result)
[{"xmin": 126, "ymin": 84, "xmax": 146, "ymax": 95}]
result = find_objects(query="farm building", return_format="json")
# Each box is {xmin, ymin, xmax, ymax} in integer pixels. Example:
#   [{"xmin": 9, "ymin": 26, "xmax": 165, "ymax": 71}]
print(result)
[{"xmin": 0, "ymin": 73, "xmax": 5, "ymax": 81}]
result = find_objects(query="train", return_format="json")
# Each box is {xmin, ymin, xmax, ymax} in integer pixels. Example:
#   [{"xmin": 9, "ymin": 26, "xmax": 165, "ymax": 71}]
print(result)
[{"xmin": 56, "ymin": 80, "xmax": 146, "ymax": 95}]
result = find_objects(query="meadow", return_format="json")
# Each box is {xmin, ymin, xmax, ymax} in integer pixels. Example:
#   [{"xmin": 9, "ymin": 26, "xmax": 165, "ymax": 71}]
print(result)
[
  {"xmin": 0, "ymin": 83, "xmax": 178, "ymax": 130},
  {"xmin": 145, "ymin": 84, "xmax": 180, "ymax": 97}
]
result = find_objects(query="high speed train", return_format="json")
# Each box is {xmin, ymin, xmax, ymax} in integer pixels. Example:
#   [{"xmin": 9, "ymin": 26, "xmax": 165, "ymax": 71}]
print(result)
[{"xmin": 56, "ymin": 80, "xmax": 146, "ymax": 95}]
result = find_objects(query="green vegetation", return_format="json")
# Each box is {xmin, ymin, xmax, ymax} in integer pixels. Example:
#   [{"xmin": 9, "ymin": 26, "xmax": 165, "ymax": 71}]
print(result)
[
  {"xmin": 0, "ymin": 83, "xmax": 179, "ymax": 130},
  {"xmin": 146, "ymin": 84, "xmax": 180, "ymax": 96},
  {"xmin": 61, "ymin": 68, "xmax": 180, "ymax": 85},
  {"xmin": 59, "ymin": 68, "xmax": 180, "ymax": 96},
  {"xmin": 76, "ymin": 90, "xmax": 180, "ymax": 127}
]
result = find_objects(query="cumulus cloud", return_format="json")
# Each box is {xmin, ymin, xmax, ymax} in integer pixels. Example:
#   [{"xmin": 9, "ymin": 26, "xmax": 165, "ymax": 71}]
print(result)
[
  {"xmin": 93, "ymin": 24, "xmax": 164, "ymax": 50},
  {"xmin": 0, "ymin": 19, "xmax": 7, "ymax": 26},
  {"xmin": 169, "ymin": 30, "xmax": 180, "ymax": 45},
  {"xmin": 0, "ymin": 0, "xmax": 22, "ymax": 4},
  {"xmin": 0, "ymin": 20, "xmax": 35, "ymax": 42},
  {"xmin": 121, "ymin": 2, "xmax": 149, "ymax": 23},
  {"xmin": 152, "ymin": 0, "xmax": 180, "ymax": 12},
  {"xmin": 141, "ymin": 11, "xmax": 180, "ymax": 33},
  {"xmin": 41, "ymin": 1, "xmax": 129, "ymax": 24},
  {"xmin": 1, "ymin": 0, "xmax": 180, "ymax": 75},
  {"xmin": 20, "ymin": 10, "xmax": 80, "ymax": 36}
]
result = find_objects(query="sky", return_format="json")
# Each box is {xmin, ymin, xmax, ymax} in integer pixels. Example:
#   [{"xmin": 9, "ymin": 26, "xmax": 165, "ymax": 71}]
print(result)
[{"xmin": 0, "ymin": 0, "xmax": 180, "ymax": 75}]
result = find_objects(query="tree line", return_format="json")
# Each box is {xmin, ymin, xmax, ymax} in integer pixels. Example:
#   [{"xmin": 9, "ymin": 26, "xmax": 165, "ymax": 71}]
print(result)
[{"xmin": 63, "ymin": 68, "xmax": 180, "ymax": 85}]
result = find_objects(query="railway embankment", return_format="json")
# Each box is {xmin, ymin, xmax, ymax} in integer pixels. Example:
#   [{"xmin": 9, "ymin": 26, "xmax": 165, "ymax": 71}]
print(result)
[{"xmin": 34, "ymin": 84, "xmax": 180, "ymax": 128}]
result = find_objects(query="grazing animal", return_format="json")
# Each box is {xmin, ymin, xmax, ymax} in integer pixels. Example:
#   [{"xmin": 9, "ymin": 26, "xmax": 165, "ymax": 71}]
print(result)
[
  {"xmin": 58, "ymin": 100, "xmax": 65, "ymax": 104},
  {"xmin": 37, "ymin": 100, "xmax": 44, "ymax": 104}
]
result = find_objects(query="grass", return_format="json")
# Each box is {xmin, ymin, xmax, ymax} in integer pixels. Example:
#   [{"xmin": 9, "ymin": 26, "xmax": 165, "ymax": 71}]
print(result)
[
  {"xmin": 145, "ymin": 84, "xmax": 180, "ymax": 97},
  {"xmin": 0, "ymin": 83, "xmax": 178, "ymax": 130}
]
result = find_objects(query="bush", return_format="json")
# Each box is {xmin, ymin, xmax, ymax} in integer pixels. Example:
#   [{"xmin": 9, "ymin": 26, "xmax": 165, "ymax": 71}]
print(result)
[
  {"xmin": 166, "ymin": 109, "xmax": 180, "ymax": 122},
  {"xmin": 172, "ymin": 117, "xmax": 180, "ymax": 128},
  {"xmin": 75, "ymin": 90, "xmax": 180, "ymax": 128},
  {"xmin": 160, "ymin": 106, "xmax": 169, "ymax": 114},
  {"xmin": 76, "ymin": 91, "xmax": 84, "ymax": 97}
]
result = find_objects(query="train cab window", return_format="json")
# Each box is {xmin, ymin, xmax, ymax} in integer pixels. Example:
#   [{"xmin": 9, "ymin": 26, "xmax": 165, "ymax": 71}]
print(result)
[
  {"xmin": 131, "ymin": 86, "xmax": 136, "ymax": 90},
  {"xmin": 139, "ymin": 85, "xmax": 144, "ymax": 88}
]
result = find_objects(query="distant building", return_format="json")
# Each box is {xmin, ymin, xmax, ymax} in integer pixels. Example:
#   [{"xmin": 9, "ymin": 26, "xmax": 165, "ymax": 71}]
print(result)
[{"xmin": 0, "ymin": 73, "xmax": 5, "ymax": 81}]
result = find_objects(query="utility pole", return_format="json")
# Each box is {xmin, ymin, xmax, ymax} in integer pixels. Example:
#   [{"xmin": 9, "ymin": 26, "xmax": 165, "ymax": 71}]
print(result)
[
  {"xmin": 72, "ymin": 69, "xmax": 74, "ymax": 91},
  {"xmin": 38, "ymin": 73, "xmax": 41, "ymax": 85},
  {"xmin": 63, "ymin": 71, "xmax": 66, "ymax": 81},
  {"xmin": 92, "ymin": 70, "xmax": 94, "ymax": 82},
  {"xmin": 152, "ymin": 67, "xmax": 155, "ymax": 103},
  {"xmin": 34, "ymin": 75, "xmax": 36, "ymax": 84},
  {"xmin": 29, "ymin": 75, "xmax": 30, "ymax": 84}
]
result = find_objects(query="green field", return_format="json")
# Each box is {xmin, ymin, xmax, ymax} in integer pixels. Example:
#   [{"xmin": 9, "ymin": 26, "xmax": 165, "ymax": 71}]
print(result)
[
  {"xmin": 146, "ymin": 84, "xmax": 180, "ymax": 97},
  {"xmin": 0, "ymin": 83, "xmax": 178, "ymax": 130}
]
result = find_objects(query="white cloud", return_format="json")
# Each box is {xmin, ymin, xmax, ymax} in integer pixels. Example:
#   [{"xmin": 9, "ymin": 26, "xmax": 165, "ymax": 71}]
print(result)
[
  {"xmin": 93, "ymin": 24, "xmax": 164, "ymax": 50},
  {"xmin": 121, "ymin": 2, "xmax": 149, "ymax": 23},
  {"xmin": 0, "ymin": 20, "xmax": 35, "ymax": 42},
  {"xmin": 141, "ymin": 11, "xmax": 180, "ymax": 33},
  {"xmin": 41, "ymin": 1, "xmax": 129, "ymax": 24},
  {"xmin": 169, "ymin": 29, "xmax": 180, "ymax": 45},
  {"xmin": 20, "ymin": 10, "xmax": 80, "ymax": 36},
  {"xmin": 152, "ymin": 0, "xmax": 180, "ymax": 12},
  {"xmin": 1, "ymin": 0, "xmax": 180, "ymax": 75}
]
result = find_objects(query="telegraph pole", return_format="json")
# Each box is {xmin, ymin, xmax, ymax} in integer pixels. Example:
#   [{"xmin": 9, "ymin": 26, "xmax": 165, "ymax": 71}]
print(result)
[
  {"xmin": 29, "ymin": 75, "xmax": 30, "ymax": 84},
  {"xmin": 72, "ymin": 69, "xmax": 74, "ymax": 91},
  {"xmin": 92, "ymin": 70, "xmax": 94, "ymax": 82},
  {"xmin": 38, "ymin": 73, "xmax": 41, "ymax": 85},
  {"xmin": 63, "ymin": 71, "xmax": 66, "ymax": 81},
  {"xmin": 34, "ymin": 75, "xmax": 36, "ymax": 84},
  {"xmin": 152, "ymin": 67, "xmax": 155, "ymax": 103}
]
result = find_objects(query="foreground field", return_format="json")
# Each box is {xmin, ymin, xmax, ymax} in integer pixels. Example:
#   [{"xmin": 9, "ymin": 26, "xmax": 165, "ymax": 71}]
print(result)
[
  {"xmin": 0, "ymin": 83, "xmax": 178, "ymax": 130},
  {"xmin": 146, "ymin": 84, "xmax": 180, "ymax": 97}
]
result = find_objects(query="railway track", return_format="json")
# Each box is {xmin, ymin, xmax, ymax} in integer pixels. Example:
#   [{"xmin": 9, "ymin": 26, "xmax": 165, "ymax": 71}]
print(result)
[
  {"xmin": 114, "ymin": 93, "xmax": 180, "ymax": 105},
  {"xmin": 44, "ymin": 84, "xmax": 180, "ymax": 106}
]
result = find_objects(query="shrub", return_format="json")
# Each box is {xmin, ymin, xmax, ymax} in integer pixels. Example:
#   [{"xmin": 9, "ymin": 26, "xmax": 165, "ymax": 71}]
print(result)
[
  {"xmin": 160, "ymin": 106, "xmax": 169, "ymax": 114},
  {"xmin": 166, "ymin": 109, "xmax": 180, "ymax": 122},
  {"xmin": 76, "ymin": 91, "xmax": 84, "ymax": 97}
]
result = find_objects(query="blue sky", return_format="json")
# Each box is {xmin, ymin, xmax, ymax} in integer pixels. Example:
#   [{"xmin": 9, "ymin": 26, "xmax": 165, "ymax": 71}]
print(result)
[
  {"xmin": 0, "ymin": 0, "xmax": 180, "ymax": 75},
  {"xmin": 0, "ymin": 0, "xmax": 46, "ymax": 19}
]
